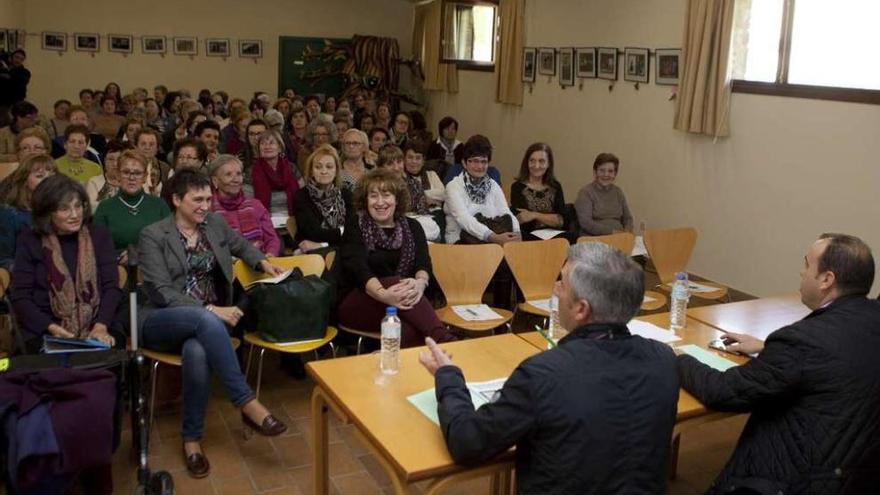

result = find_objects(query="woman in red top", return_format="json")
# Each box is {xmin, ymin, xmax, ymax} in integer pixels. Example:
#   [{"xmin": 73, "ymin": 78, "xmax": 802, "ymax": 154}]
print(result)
[{"xmin": 250, "ymin": 130, "xmax": 300, "ymax": 216}]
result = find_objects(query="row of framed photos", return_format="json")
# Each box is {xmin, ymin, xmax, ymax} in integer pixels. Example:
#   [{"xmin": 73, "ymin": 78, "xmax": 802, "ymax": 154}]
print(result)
[
  {"xmin": 40, "ymin": 32, "xmax": 263, "ymax": 58},
  {"xmin": 523, "ymin": 47, "xmax": 681, "ymax": 86}
]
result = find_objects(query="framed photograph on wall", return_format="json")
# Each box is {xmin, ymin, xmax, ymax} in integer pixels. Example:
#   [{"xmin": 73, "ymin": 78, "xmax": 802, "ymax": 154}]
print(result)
[
  {"xmin": 655, "ymin": 48, "xmax": 681, "ymax": 85},
  {"xmin": 624, "ymin": 47, "xmax": 650, "ymax": 83},
  {"xmin": 597, "ymin": 47, "xmax": 617, "ymax": 81},
  {"xmin": 558, "ymin": 47, "xmax": 574, "ymax": 87},
  {"xmin": 538, "ymin": 47, "xmax": 555, "ymax": 76},
  {"xmin": 575, "ymin": 47, "xmax": 596, "ymax": 78},
  {"xmin": 42, "ymin": 31, "xmax": 67, "ymax": 52},
  {"xmin": 108, "ymin": 34, "xmax": 132, "ymax": 54},
  {"xmin": 522, "ymin": 47, "xmax": 536, "ymax": 83},
  {"xmin": 173, "ymin": 37, "xmax": 197, "ymax": 56},
  {"xmin": 74, "ymin": 33, "xmax": 99, "ymax": 52},
  {"xmin": 206, "ymin": 38, "xmax": 230, "ymax": 57},
  {"xmin": 238, "ymin": 39, "xmax": 262, "ymax": 58},
  {"xmin": 142, "ymin": 36, "xmax": 166, "ymax": 54}
]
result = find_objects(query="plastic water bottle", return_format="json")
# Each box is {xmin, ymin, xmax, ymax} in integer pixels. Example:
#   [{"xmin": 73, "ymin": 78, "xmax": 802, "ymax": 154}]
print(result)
[
  {"xmin": 670, "ymin": 272, "xmax": 689, "ymax": 331},
  {"xmin": 380, "ymin": 307, "xmax": 401, "ymax": 375},
  {"xmin": 548, "ymin": 294, "xmax": 562, "ymax": 346}
]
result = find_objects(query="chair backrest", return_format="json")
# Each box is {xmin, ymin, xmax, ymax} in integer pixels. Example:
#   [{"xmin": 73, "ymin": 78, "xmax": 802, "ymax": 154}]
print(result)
[
  {"xmin": 503, "ymin": 238, "xmax": 568, "ymax": 301},
  {"xmin": 0, "ymin": 267, "xmax": 10, "ymax": 298},
  {"xmin": 577, "ymin": 232, "xmax": 636, "ymax": 256},
  {"xmin": 502, "ymin": 182, "xmax": 511, "ymax": 204},
  {"xmin": 286, "ymin": 216, "xmax": 297, "ymax": 240},
  {"xmin": 644, "ymin": 227, "xmax": 697, "ymax": 284},
  {"xmin": 324, "ymin": 251, "xmax": 336, "ymax": 271},
  {"xmin": 0, "ymin": 163, "xmax": 19, "ymax": 182},
  {"xmin": 117, "ymin": 265, "xmax": 128, "ymax": 289},
  {"xmin": 429, "ymin": 243, "xmax": 504, "ymax": 306},
  {"xmin": 233, "ymin": 254, "xmax": 325, "ymax": 286}
]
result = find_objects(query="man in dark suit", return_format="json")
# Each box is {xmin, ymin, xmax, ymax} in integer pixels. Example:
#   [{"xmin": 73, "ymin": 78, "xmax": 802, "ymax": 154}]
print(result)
[
  {"xmin": 679, "ymin": 233, "xmax": 880, "ymax": 495},
  {"xmin": 419, "ymin": 242, "xmax": 680, "ymax": 494}
]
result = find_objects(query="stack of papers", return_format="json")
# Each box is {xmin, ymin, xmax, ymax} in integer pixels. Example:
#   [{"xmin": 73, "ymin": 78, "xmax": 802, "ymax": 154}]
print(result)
[
  {"xmin": 628, "ymin": 320, "xmax": 681, "ymax": 344},
  {"xmin": 643, "ymin": 294, "xmax": 656, "ymax": 304},
  {"xmin": 452, "ymin": 304, "xmax": 504, "ymax": 321},
  {"xmin": 529, "ymin": 228, "xmax": 566, "ymax": 240},
  {"xmin": 676, "ymin": 344, "xmax": 738, "ymax": 371},
  {"xmin": 632, "ymin": 236, "xmax": 648, "ymax": 257},
  {"xmin": 271, "ymin": 215, "xmax": 289, "ymax": 229},
  {"xmin": 526, "ymin": 298, "xmax": 552, "ymax": 312},
  {"xmin": 407, "ymin": 378, "xmax": 507, "ymax": 425},
  {"xmin": 244, "ymin": 268, "xmax": 294, "ymax": 289}
]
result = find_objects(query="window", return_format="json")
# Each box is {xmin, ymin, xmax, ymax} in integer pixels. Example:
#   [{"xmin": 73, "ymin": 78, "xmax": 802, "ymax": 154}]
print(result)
[
  {"xmin": 730, "ymin": 0, "xmax": 880, "ymax": 104},
  {"xmin": 441, "ymin": 0, "xmax": 498, "ymax": 70}
]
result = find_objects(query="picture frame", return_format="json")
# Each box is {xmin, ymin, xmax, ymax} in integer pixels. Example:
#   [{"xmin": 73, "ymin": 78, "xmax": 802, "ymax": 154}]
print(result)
[
  {"xmin": 108, "ymin": 34, "xmax": 133, "ymax": 54},
  {"xmin": 142, "ymin": 36, "xmax": 166, "ymax": 55},
  {"xmin": 558, "ymin": 47, "xmax": 574, "ymax": 87},
  {"xmin": 538, "ymin": 47, "xmax": 555, "ymax": 76},
  {"xmin": 73, "ymin": 33, "xmax": 99, "ymax": 52},
  {"xmin": 6, "ymin": 29, "xmax": 21, "ymax": 51},
  {"xmin": 173, "ymin": 37, "xmax": 197, "ymax": 56},
  {"xmin": 41, "ymin": 31, "xmax": 67, "ymax": 52},
  {"xmin": 521, "ymin": 47, "xmax": 536, "ymax": 83},
  {"xmin": 0, "ymin": 30, "xmax": 7, "ymax": 53},
  {"xmin": 597, "ymin": 47, "xmax": 617, "ymax": 81},
  {"xmin": 206, "ymin": 38, "xmax": 230, "ymax": 57},
  {"xmin": 655, "ymin": 48, "xmax": 681, "ymax": 85},
  {"xmin": 624, "ymin": 47, "xmax": 650, "ymax": 83},
  {"xmin": 575, "ymin": 47, "xmax": 596, "ymax": 78},
  {"xmin": 238, "ymin": 39, "xmax": 262, "ymax": 58}
]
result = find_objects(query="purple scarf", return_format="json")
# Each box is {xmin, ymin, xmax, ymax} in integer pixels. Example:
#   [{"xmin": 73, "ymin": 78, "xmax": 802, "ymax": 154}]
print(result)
[{"xmin": 358, "ymin": 212, "xmax": 416, "ymax": 277}]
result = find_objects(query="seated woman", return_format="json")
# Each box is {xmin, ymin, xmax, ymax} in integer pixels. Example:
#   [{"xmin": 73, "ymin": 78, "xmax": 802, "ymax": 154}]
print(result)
[
  {"xmin": 137, "ymin": 169, "xmax": 288, "ymax": 478},
  {"xmin": 10, "ymin": 174, "xmax": 123, "ymax": 353},
  {"xmin": 376, "ymin": 144, "xmax": 441, "ymax": 242},
  {"xmin": 10, "ymin": 126, "xmax": 52, "ymax": 165},
  {"xmin": 92, "ymin": 97, "xmax": 126, "ymax": 142},
  {"xmin": 287, "ymin": 105, "xmax": 309, "ymax": 159},
  {"xmin": 251, "ymin": 129, "xmax": 300, "ymax": 218},
  {"xmin": 365, "ymin": 127, "xmax": 388, "ymax": 168},
  {"xmin": 426, "ymin": 116, "xmax": 462, "ymax": 170},
  {"xmin": 297, "ymin": 115, "xmax": 336, "ymax": 173},
  {"xmin": 293, "ymin": 144, "xmax": 351, "ymax": 254},
  {"xmin": 209, "ymin": 154, "xmax": 281, "ymax": 256},
  {"xmin": 118, "ymin": 117, "xmax": 143, "ymax": 144},
  {"xmin": 510, "ymin": 143, "xmax": 569, "ymax": 241},
  {"xmin": 86, "ymin": 140, "xmax": 131, "ymax": 212},
  {"xmin": 403, "ymin": 135, "xmax": 445, "ymax": 209},
  {"xmin": 442, "ymin": 134, "xmax": 502, "ymax": 186},
  {"xmin": 388, "ymin": 111, "xmax": 410, "ymax": 147},
  {"xmin": 55, "ymin": 124, "xmax": 103, "ymax": 184},
  {"xmin": 444, "ymin": 137, "xmax": 520, "ymax": 245},
  {"xmin": 0, "ymin": 154, "xmax": 57, "ymax": 268},
  {"xmin": 374, "ymin": 101, "xmax": 392, "ymax": 131},
  {"xmin": 338, "ymin": 168, "xmax": 456, "ymax": 347},
  {"xmin": 339, "ymin": 128, "xmax": 370, "ymax": 191},
  {"xmin": 93, "ymin": 150, "xmax": 170, "ymax": 264},
  {"xmin": 134, "ymin": 128, "xmax": 172, "ymax": 196},
  {"xmin": 574, "ymin": 152, "xmax": 633, "ymax": 236}
]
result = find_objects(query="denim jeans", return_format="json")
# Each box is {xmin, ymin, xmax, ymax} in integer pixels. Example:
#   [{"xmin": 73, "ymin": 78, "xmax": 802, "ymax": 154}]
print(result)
[{"xmin": 142, "ymin": 306, "xmax": 254, "ymax": 441}]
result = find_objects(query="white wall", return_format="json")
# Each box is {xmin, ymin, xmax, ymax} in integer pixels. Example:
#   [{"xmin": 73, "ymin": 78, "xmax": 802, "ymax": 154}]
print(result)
[{"xmin": 427, "ymin": 0, "xmax": 880, "ymax": 297}]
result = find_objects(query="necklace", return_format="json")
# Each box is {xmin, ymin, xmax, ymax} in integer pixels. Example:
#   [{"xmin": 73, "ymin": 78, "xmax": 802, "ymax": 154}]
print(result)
[{"xmin": 118, "ymin": 193, "xmax": 145, "ymax": 215}]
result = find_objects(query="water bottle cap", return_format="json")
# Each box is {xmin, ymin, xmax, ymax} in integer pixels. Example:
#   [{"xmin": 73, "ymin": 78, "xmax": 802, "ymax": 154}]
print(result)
[
  {"xmin": 385, "ymin": 306, "xmax": 397, "ymax": 315},
  {"xmin": 676, "ymin": 272, "xmax": 687, "ymax": 280}
]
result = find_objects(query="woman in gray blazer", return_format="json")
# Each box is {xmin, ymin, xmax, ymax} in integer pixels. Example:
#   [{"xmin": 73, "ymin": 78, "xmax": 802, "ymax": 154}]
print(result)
[{"xmin": 137, "ymin": 169, "xmax": 287, "ymax": 478}]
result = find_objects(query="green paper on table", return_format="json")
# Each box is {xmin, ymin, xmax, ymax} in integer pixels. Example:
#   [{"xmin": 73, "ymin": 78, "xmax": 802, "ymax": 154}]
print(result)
[
  {"xmin": 407, "ymin": 378, "xmax": 507, "ymax": 425},
  {"xmin": 677, "ymin": 344, "xmax": 739, "ymax": 371}
]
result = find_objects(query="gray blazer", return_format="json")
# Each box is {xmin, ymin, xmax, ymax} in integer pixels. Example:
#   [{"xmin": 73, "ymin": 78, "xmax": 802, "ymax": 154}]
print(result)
[{"xmin": 136, "ymin": 212, "xmax": 266, "ymax": 326}]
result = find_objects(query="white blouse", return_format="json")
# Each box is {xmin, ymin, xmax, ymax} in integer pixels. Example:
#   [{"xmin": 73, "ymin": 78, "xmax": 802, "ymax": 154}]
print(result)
[{"xmin": 443, "ymin": 174, "xmax": 520, "ymax": 244}]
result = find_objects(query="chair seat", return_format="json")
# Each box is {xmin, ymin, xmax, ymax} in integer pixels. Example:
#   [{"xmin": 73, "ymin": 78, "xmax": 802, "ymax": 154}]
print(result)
[
  {"xmin": 142, "ymin": 337, "xmax": 241, "ymax": 367},
  {"xmin": 641, "ymin": 290, "xmax": 667, "ymax": 311},
  {"xmin": 436, "ymin": 306, "xmax": 513, "ymax": 332},
  {"xmin": 338, "ymin": 325, "xmax": 381, "ymax": 340},
  {"xmin": 517, "ymin": 302, "xmax": 550, "ymax": 317},
  {"xmin": 244, "ymin": 327, "xmax": 337, "ymax": 354}
]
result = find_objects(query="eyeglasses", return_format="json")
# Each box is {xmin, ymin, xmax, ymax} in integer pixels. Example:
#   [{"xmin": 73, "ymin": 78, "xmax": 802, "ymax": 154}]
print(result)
[
  {"xmin": 314, "ymin": 132, "xmax": 329, "ymax": 137},
  {"xmin": 178, "ymin": 155, "xmax": 200, "ymax": 162},
  {"xmin": 19, "ymin": 145, "xmax": 47, "ymax": 153},
  {"xmin": 466, "ymin": 158, "xmax": 489, "ymax": 165},
  {"xmin": 395, "ymin": 118, "xmax": 409, "ymax": 125},
  {"xmin": 120, "ymin": 170, "xmax": 145, "ymax": 179},
  {"xmin": 342, "ymin": 141, "xmax": 362, "ymax": 146}
]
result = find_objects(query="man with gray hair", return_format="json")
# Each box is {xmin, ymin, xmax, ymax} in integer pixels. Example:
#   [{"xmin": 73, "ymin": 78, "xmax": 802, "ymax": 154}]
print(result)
[{"xmin": 419, "ymin": 243, "xmax": 679, "ymax": 494}]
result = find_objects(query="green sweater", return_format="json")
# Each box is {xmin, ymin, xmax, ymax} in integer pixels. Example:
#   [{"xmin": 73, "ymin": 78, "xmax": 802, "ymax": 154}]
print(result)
[
  {"xmin": 93, "ymin": 190, "xmax": 171, "ymax": 250},
  {"xmin": 56, "ymin": 155, "xmax": 103, "ymax": 184}
]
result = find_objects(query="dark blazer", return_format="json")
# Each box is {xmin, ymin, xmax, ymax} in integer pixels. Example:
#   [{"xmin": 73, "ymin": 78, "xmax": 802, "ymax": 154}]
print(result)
[
  {"xmin": 435, "ymin": 323, "xmax": 679, "ymax": 495},
  {"xmin": 678, "ymin": 295, "xmax": 880, "ymax": 495},
  {"xmin": 136, "ymin": 213, "xmax": 266, "ymax": 327},
  {"xmin": 10, "ymin": 224, "xmax": 122, "ymax": 343},
  {"xmin": 293, "ymin": 187, "xmax": 352, "ymax": 246}
]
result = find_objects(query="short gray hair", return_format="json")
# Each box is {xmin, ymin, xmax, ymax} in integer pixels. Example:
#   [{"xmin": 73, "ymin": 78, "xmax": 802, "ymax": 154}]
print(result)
[
  {"xmin": 305, "ymin": 114, "xmax": 337, "ymax": 146},
  {"xmin": 565, "ymin": 243, "xmax": 644, "ymax": 324},
  {"xmin": 207, "ymin": 154, "xmax": 242, "ymax": 177}
]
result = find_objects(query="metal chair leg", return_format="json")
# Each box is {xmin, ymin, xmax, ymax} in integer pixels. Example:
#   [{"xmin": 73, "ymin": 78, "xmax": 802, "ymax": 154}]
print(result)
[
  {"xmin": 255, "ymin": 348, "xmax": 266, "ymax": 400},
  {"xmin": 148, "ymin": 360, "xmax": 159, "ymax": 440},
  {"xmin": 244, "ymin": 343, "xmax": 255, "ymax": 383},
  {"xmin": 356, "ymin": 336, "xmax": 363, "ymax": 355},
  {"xmin": 329, "ymin": 341, "xmax": 337, "ymax": 358}
]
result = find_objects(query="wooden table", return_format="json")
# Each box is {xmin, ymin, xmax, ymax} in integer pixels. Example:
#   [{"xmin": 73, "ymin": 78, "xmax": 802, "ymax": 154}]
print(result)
[
  {"xmin": 688, "ymin": 294, "xmax": 810, "ymax": 340},
  {"xmin": 307, "ymin": 333, "xmax": 541, "ymax": 495}
]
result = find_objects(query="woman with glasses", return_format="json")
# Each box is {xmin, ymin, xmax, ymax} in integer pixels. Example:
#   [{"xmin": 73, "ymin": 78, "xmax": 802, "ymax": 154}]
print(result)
[
  {"xmin": 93, "ymin": 150, "xmax": 171, "ymax": 264},
  {"xmin": 297, "ymin": 115, "xmax": 336, "ymax": 173},
  {"xmin": 12, "ymin": 126, "xmax": 52, "ymax": 163},
  {"xmin": 0, "ymin": 154, "xmax": 57, "ymax": 268},
  {"xmin": 86, "ymin": 140, "xmax": 131, "ymax": 212},
  {"xmin": 389, "ymin": 111, "xmax": 410, "ymax": 147},
  {"xmin": 339, "ymin": 128, "xmax": 370, "ymax": 191}
]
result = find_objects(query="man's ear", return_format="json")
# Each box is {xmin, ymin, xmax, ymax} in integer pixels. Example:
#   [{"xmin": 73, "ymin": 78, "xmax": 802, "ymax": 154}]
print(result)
[
  {"xmin": 572, "ymin": 297, "xmax": 592, "ymax": 325},
  {"xmin": 818, "ymin": 270, "xmax": 836, "ymax": 292}
]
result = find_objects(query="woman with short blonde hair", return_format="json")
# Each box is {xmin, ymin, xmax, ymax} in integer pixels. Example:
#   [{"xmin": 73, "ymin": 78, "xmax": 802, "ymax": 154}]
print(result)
[{"xmin": 294, "ymin": 144, "xmax": 351, "ymax": 253}]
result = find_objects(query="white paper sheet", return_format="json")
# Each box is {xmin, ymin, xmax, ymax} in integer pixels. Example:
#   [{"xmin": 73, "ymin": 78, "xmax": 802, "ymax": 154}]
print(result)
[
  {"xmin": 632, "ymin": 235, "xmax": 648, "ymax": 257},
  {"xmin": 245, "ymin": 268, "xmax": 294, "ymax": 288},
  {"xmin": 529, "ymin": 228, "xmax": 566, "ymax": 240},
  {"xmin": 665, "ymin": 281, "xmax": 720, "ymax": 294},
  {"xmin": 452, "ymin": 304, "xmax": 504, "ymax": 321},
  {"xmin": 271, "ymin": 215, "xmax": 289, "ymax": 229},
  {"xmin": 643, "ymin": 295, "xmax": 656, "ymax": 304},
  {"xmin": 526, "ymin": 298, "xmax": 552, "ymax": 312},
  {"xmin": 629, "ymin": 319, "xmax": 682, "ymax": 343}
]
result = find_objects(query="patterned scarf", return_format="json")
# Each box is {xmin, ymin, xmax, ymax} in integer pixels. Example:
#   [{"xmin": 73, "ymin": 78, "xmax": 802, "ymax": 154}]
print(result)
[
  {"xmin": 96, "ymin": 181, "xmax": 119, "ymax": 204},
  {"xmin": 404, "ymin": 173, "xmax": 430, "ymax": 215},
  {"xmin": 358, "ymin": 212, "xmax": 415, "ymax": 277},
  {"xmin": 464, "ymin": 172, "xmax": 492, "ymax": 205},
  {"xmin": 42, "ymin": 226, "xmax": 100, "ymax": 338},
  {"xmin": 306, "ymin": 180, "xmax": 346, "ymax": 230}
]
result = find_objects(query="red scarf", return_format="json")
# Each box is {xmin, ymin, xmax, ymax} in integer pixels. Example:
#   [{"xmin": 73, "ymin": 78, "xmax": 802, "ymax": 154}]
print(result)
[{"xmin": 251, "ymin": 157, "xmax": 299, "ymax": 215}]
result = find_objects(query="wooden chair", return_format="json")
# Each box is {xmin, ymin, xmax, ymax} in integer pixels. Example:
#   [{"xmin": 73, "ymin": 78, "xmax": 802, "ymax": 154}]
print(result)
[
  {"xmin": 324, "ymin": 250, "xmax": 336, "ymax": 271},
  {"xmin": 503, "ymin": 238, "xmax": 568, "ymax": 318},
  {"xmin": 644, "ymin": 227, "xmax": 728, "ymax": 301},
  {"xmin": 429, "ymin": 243, "xmax": 513, "ymax": 333},
  {"xmin": 286, "ymin": 216, "xmax": 297, "ymax": 240},
  {"xmin": 0, "ymin": 163, "xmax": 19, "ymax": 182},
  {"xmin": 233, "ymin": 255, "xmax": 337, "ymax": 398},
  {"xmin": 577, "ymin": 232, "xmax": 636, "ymax": 256}
]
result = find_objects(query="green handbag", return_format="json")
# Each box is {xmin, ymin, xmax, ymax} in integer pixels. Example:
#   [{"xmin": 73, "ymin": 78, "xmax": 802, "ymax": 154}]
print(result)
[{"xmin": 247, "ymin": 268, "xmax": 333, "ymax": 343}]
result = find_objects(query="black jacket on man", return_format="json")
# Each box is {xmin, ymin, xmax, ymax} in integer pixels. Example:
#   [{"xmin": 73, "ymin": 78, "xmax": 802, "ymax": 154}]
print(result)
[
  {"xmin": 435, "ymin": 323, "xmax": 679, "ymax": 495},
  {"xmin": 678, "ymin": 295, "xmax": 880, "ymax": 495}
]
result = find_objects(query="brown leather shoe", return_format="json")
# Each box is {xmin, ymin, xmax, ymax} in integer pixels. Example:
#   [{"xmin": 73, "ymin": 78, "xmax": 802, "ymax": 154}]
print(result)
[
  {"xmin": 242, "ymin": 412, "xmax": 288, "ymax": 437},
  {"xmin": 183, "ymin": 446, "xmax": 210, "ymax": 478}
]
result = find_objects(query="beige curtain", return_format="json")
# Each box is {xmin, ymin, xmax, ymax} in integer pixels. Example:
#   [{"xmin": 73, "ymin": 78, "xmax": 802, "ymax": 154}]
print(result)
[
  {"xmin": 495, "ymin": 0, "xmax": 525, "ymax": 105},
  {"xmin": 413, "ymin": 1, "xmax": 458, "ymax": 92},
  {"xmin": 674, "ymin": 0, "xmax": 736, "ymax": 138}
]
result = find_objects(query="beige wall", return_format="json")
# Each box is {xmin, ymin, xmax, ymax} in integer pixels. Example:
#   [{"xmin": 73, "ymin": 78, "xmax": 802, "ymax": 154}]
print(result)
[
  {"xmin": 18, "ymin": 0, "xmax": 415, "ymax": 111},
  {"xmin": 427, "ymin": 0, "xmax": 880, "ymax": 297},
  {"xmin": 0, "ymin": 0, "xmax": 24, "ymax": 27}
]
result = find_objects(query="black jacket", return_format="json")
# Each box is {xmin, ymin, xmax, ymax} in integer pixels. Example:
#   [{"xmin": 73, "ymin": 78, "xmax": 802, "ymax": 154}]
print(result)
[
  {"xmin": 435, "ymin": 323, "xmax": 679, "ymax": 495},
  {"xmin": 678, "ymin": 295, "xmax": 880, "ymax": 495}
]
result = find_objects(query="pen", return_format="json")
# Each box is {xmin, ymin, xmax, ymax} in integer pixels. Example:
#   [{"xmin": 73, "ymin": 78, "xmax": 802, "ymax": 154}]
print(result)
[
  {"xmin": 534, "ymin": 325, "xmax": 558, "ymax": 348},
  {"xmin": 466, "ymin": 308, "xmax": 479, "ymax": 317}
]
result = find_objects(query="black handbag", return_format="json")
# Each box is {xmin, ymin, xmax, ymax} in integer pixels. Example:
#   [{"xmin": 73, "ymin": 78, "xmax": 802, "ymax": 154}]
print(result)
[
  {"xmin": 458, "ymin": 213, "xmax": 514, "ymax": 244},
  {"xmin": 247, "ymin": 268, "xmax": 332, "ymax": 343}
]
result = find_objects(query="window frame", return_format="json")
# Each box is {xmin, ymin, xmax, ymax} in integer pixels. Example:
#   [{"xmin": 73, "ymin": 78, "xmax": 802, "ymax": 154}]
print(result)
[
  {"xmin": 731, "ymin": 0, "xmax": 880, "ymax": 105},
  {"xmin": 439, "ymin": 0, "xmax": 499, "ymax": 72}
]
